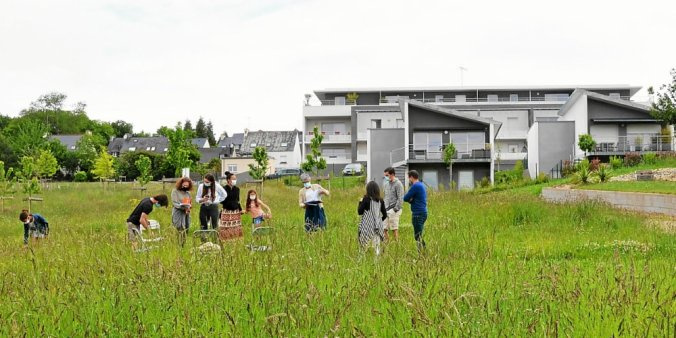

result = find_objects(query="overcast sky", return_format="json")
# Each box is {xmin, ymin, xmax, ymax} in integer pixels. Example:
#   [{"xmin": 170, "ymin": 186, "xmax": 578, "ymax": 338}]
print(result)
[{"xmin": 1, "ymin": 0, "xmax": 674, "ymax": 138}]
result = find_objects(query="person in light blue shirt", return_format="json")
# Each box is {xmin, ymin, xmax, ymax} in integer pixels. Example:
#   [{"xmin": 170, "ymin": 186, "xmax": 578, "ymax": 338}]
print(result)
[
  {"xmin": 196, "ymin": 174, "xmax": 227, "ymax": 231},
  {"xmin": 403, "ymin": 170, "xmax": 427, "ymax": 251}
]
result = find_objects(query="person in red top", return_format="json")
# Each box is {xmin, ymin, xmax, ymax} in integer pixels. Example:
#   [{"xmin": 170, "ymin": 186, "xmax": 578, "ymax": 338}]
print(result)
[{"xmin": 245, "ymin": 189, "xmax": 272, "ymax": 227}]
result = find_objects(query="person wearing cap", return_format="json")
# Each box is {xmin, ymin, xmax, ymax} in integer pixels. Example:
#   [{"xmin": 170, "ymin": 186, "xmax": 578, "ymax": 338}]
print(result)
[{"xmin": 298, "ymin": 173, "xmax": 330, "ymax": 232}]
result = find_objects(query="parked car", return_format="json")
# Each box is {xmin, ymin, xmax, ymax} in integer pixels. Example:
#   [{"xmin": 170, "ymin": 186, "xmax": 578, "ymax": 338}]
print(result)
[
  {"xmin": 342, "ymin": 163, "xmax": 364, "ymax": 176},
  {"xmin": 266, "ymin": 168, "xmax": 303, "ymax": 180}
]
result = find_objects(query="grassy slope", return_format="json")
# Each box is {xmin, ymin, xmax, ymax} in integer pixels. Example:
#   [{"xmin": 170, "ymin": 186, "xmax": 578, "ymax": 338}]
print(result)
[
  {"xmin": 580, "ymin": 181, "xmax": 676, "ymax": 195},
  {"xmin": 0, "ymin": 182, "xmax": 673, "ymax": 336}
]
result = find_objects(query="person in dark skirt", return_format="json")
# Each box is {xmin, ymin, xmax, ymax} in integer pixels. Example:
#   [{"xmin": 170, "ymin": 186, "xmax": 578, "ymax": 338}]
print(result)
[{"xmin": 298, "ymin": 173, "xmax": 329, "ymax": 232}]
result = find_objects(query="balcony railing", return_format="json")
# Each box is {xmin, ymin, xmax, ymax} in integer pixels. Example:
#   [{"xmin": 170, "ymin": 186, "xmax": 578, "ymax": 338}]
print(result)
[
  {"xmin": 590, "ymin": 134, "xmax": 673, "ymax": 153},
  {"xmin": 319, "ymin": 99, "xmax": 357, "ymax": 106},
  {"xmin": 315, "ymin": 95, "xmax": 630, "ymax": 106},
  {"xmin": 306, "ymin": 132, "xmax": 351, "ymax": 143},
  {"xmin": 496, "ymin": 152, "xmax": 528, "ymax": 161},
  {"xmin": 409, "ymin": 143, "xmax": 491, "ymax": 161}
]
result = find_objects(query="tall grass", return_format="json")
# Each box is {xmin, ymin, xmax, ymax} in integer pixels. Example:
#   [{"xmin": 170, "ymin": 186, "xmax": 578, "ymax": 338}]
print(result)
[{"xmin": 0, "ymin": 182, "xmax": 673, "ymax": 336}]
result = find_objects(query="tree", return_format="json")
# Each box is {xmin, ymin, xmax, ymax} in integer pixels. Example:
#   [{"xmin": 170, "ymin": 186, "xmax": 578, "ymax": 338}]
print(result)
[
  {"xmin": 19, "ymin": 156, "xmax": 41, "ymax": 211},
  {"xmin": 442, "ymin": 142, "xmax": 456, "ymax": 190},
  {"xmin": 111, "ymin": 120, "xmax": 134, "ymax": 138},
  {"xmin": 3, "ymin": 118, "xmax": 50, "ymax": 157},
  {"xmin": 248, "ymin": 146, "xmax": 269, "ymax": 180},
  {"xmin": 35, "ymin": 150, "xmax": 58, "ymax": 180},
  {"xmin": 0, "ymin": 161, "xmax": 17, "ymax": 211},
  {"xmin": 135, "ymin": 155, "xmax": 152, "ymax": 187},
  {"xmin": 27, "ymin": 92, "xmax": 67, "ymax": 111},
  {"xmin": 650, "ymin": 68, "xmax": 676, "ymax": 125},
  {"xmin": 183, "ymin": 120, "xmax": 195, "ymax": 138},
  {"xmin": 301, "ymin": 126, "xmax": 327, "ymax": 177},
  {"xmin": 156, "ymin": 126, "xmax": 172, "ymax": 137},
  {"xmin": 75, "ymin": 133, "xmax": 99, "ymax": 172},
  {"xmin": 578, "ymin": 134, "xmax": 596, "ymax": 157},
  {"xmin": 208, "ymin": 157, "xmax": 222, "ymax": 175},
  {"xmin": 195, "ymin": 117, "xmax": 207, "ymax": 139},
  {"xmin": 206, "ymin": 121, "xmax": 217, "ymax": 147},
  {"xmin": 166, "ymin": 125, "xmax": 200, "ymax": 177},
  {"xmin": 91, "ymin": 148, "xmax": 117, "ymax": 182}
]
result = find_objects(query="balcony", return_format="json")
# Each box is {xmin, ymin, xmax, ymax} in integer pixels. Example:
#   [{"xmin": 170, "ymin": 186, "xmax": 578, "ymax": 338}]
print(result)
[
  {"xmin": 496, "ymin": 152, "xmax": 528, "ymax": 161},
  {"xmin": 589, "ymin": 134, "xmax": 673, "ymax": 154},
  {"xmin": 406, "ymin": 143, "xmax": 492, "ymax": 163},
  {"xmin": 306, "ymin": 132, "xmax": 351, "ymax": 144}
]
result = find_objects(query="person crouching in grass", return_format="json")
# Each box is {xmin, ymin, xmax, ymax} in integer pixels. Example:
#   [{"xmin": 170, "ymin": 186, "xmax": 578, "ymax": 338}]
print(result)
[
  {"xmin": 126, "ymin": 194, "xmax": 168, "ymax": 250},
  {"xmin": 19, "ymin": 210, "xmax": 49, "ymax": 245},
  {"xmin": 245, "ymin": 189, "xmax": 272, "ymax": 228}
]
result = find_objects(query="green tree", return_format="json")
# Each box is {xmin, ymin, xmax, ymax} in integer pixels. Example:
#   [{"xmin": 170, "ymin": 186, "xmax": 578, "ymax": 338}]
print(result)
[
  {"xmin": 135, "ymin": 155, "xmax": 152, "ymax": 187},
  {"xmin": 206, "ymin": 121, "xmax": 217, "ymax": 147},
  {"xmin": 442, "ymin": 142, "xmax": 456, "ymax": 189},
  {"xmin": 19, "ymin": 156, "xmax": 41, "ymax": 211},
  {"xmin": 208, "ymin": 157, "xmax": 222, "ymax": 175},
  {"xmin": 3, "ymin": 118, "xmax": 50, "ymax": 157},
  {"xmin": 74, "ymin": 133, "xmax": 99, "ymax": 172},
  {"xmin": 301, "ymin": 126, "xmax": 327, "ymax": 177},
  {"xmin": 35, "ymin": 149, "xmax": 58, "ymax": 180},
  {"xmin": 183, "ymin": 120, "xmax": 195, "ymax": 138},
  {"xmin": 92, "ymin": 148, "xmax": 117, "ymax": 182},
  {"xmin": 0, "ymin": 161, "xmax": 17, "ymax": 211},
  {"xmin": 156, "ymin": 126, "xmax": 172, "ymax": 137},
  {"xmin": 111, "ymin": 120, "xmax": 134, "ymax": 138},
  {"xmin": 195, "ymin": 117, "xmax": 207, "ymax": 139},
  {"xmin": 578, "ymin": 134, "xmax": 596, "ymax": 157},
  {"xmin": 165, "ymin": 125, "xmax": 199, "ymax": 177},
  {"xmin": 248, "ymin": 146, "xmax": 269, "ymax": 180},
  {"xmin": 27, "ymin": 92, "xmax": 67, "ymax": 111},
  {"xmin": 649, "ymin": 68, "xmax": 676, "ymax": 125}
]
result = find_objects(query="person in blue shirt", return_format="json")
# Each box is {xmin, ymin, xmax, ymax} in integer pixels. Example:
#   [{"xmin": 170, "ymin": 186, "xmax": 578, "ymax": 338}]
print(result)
[
  {"xmin": 19, "ymin": 209, "xmax": 49, "ymax": 245},
  {"xmin": 403, "ymin": 170, "xmax": 427, "ymax": 251}
]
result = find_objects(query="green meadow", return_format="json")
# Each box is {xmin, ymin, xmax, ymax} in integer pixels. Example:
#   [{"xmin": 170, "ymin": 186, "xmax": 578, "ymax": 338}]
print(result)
[{"xmin": 0, "ymin": 181, "xmax": 673, "ymax": 336}]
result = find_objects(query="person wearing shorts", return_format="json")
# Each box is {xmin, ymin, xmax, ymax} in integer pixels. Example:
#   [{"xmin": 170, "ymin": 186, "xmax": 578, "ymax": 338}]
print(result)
[
  {"xmin": 126, "ymin": 195, "xmax": 168, "ymax": 250},
  {"xmin": 383, "ymin": 167, "xmax": 404, "ymax": 240}
]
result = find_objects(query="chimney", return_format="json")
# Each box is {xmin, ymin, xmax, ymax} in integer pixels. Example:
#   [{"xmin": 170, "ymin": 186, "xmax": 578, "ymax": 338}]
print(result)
[{"xmin": 123, "ymin": 133, "xmax": 130, "ymax": 139}]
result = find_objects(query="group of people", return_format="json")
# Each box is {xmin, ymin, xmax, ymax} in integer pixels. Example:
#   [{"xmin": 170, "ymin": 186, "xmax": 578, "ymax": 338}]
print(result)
[
  {"xmin": 357, "ymin": 168, "xmax": 428, "ymax": 254},
  {"xmin": 125, "ymin": 167, "xmax": 428, "ymax": 252}
]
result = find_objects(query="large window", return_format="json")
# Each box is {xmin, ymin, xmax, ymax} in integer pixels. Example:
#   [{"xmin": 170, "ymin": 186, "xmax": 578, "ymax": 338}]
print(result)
[
  {"xmin": 323, "ymin": 148, "xmax": 348, "ymax": 158},
  {"xmin": 487, "ymin": 94, "xmax": 498, "ymax": 102},
  {"xmin": 451, "ymin": 132, "xmax": 485, "ymax": 156},
  {"xmin": 544, "ymin": 93, "xmax": 570, "ymax": 101},
  {"xmin": 413, "ymin": 132, "xmax": 443, "ymax": 159}
]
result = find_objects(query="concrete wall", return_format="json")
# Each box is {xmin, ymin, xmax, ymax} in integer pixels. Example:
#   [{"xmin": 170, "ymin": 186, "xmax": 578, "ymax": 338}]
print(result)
[
  {"xmin": 559, "ymin": 93, "xmax": 588, "ymax": 159},
  {"xmin": 537, "ymin": 121, "xmax": 575, "ymax": 177},
  {"xmin": 367, "ymin": 128, "xmax": 405, "ymax": 182},
  {"xmin": 221, "ymin": 158, "xmax": 276, "ymax": 177},
  {"xmin": 587, "ymin": 99, "xmax": 651, "ymax": 120},
  {"xmin": 527, "ymin": 122, "xmax": 540, "ymax": 178},
  {"xmin": 478, "ymin": 110, "xmax": 529, "ymax": 138},
  {"xmin": 542, "ymin": 188, "xmax": 676, "ymax": 216},
  {"xmin": 356, "ymin": 112, "xmax": 403, "ymax": 134}
]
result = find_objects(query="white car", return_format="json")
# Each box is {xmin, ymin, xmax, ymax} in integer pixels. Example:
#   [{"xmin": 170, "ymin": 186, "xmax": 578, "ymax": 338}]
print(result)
[{"xmin": 342, "ymin": 163, "xmax": 364, "ymax": 176}]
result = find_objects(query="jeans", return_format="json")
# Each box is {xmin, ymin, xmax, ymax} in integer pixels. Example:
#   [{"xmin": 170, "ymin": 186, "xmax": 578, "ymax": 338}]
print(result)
[
  {"xmin": 412, "ymin": 213, "xmax": 427, "ymax": 250},
  {"xmin": 199, "ymin": 203, "xmax": 220, "ymax": 230}
]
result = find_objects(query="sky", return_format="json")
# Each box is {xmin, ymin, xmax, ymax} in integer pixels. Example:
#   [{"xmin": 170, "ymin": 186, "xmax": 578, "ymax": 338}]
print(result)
[{"xmin": 1, "ymin": 0, "xmax": 674, "ymax": 139}]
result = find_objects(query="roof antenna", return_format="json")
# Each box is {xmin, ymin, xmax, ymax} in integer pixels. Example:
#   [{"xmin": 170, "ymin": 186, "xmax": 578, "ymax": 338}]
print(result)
[{"xmin": 459, "ymin": 66, "xmax": 468, "ymax": 86}]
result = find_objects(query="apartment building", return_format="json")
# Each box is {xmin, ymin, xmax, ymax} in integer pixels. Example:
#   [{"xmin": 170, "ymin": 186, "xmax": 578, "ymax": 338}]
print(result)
[{"xmin": 303, "ymin": 84, "xmax": 669, "ymax": 190}]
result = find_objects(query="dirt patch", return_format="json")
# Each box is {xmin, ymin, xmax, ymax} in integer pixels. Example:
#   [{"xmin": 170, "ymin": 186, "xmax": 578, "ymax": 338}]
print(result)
[
  {"xmin": 610, "ymin": 168, "xmax": 676, "ymax": 182},
  {"xmin": 645, "ymin": 218, "xmax": 676, "ymax": 234}
]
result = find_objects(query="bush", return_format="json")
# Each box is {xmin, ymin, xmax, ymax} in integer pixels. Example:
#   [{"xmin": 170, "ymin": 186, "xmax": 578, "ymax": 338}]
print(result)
[
  {"xmin": 477, "ymin": 176, "xmax": 491, "ymax": 188},
  {"xmin": 495, "ymin": 160, "xmax": 525, "ymax": 185},
  {"xmin": 74, "ymin": 171, "xmax": 88, "ymax": 182},
  {"xmin": 597, "ymin": 163, "xmax": 611, "ymax": 182},
  {"xmin": 590, "ymin": 157, "xmax": 601, "ymax": 172},
  {"xmin": 642, "ymin": 152, "xmax": 657, "ymax": 165},
  {"xmin": 535, "ymin": 172, "xmax": 549, "ymax": 184},
  {"xmin": 562, "ymin": 160, "xmax": 575, "ymax": 177},
  {"xmin": 576, "ymin": 159, "xmax": 590, "ymax": 184},
  {"xmin": 609, "ymin": 156, "xmax": 623, "ymax": 169},
  {"xmin": 623, "ymin": 152, "xmax": 641, "ymax": 167}
]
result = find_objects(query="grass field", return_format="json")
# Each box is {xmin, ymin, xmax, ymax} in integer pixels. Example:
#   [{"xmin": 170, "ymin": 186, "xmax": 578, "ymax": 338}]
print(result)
[
  {"xmin": 580, "ymin": 181, "xmax": 676, "ymax": 195},
  {"xmin": 0, "ymin": 181, "xmax": 674, "ymax": 336}
]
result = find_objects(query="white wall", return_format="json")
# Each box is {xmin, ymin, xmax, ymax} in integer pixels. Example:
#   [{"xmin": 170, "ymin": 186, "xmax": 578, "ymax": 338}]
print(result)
[
  {"xmin": 533, "ymin": 109, "xmax": 560, "ymax": 121},
  {"xmin": 627, "ymin": 124, "xmax": 661, "ymax": 134},
  {"xmin": 590, "ymin": 124, "xmax": 619, "ymax": 141},
  {"xmin": 559, "ymin": 93, "xmax": 588, "ymax": 159},
  {"xmin": 526, "ymin": 122, "xmax": 540, "ymax": 178},
  {"xmin": 356, "ymin": 112, "xmax": 402, "ymax": 134},
  {"xmin": 479, "ymin": 110, "xmax": 529, "ymax": 139}
]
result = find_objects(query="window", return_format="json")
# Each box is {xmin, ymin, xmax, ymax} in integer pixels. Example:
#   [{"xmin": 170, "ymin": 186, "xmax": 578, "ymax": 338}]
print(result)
[
  {"xmin": 70, "ymin": 146, "xmax": 76, "ymax": 150},
  {"xmin": 412, "ymin": 132, "xmax": 443, "ymax": 159},
  {"xmin": 323, "ymin": 148, "xmax": 347, "ymax": 158},
  {"xmin": 266, "ymin": 143, "xmax": 271, "ymax": 147},
  {"xmin": 487, "ymin": 94, "xmax": 498, "ymax": 102},
  {"xmin": 510, "ymin": 94, "xmax": 518, "ymax": 102},
  {"xmin": 227, "ymin": 164, "xmax": 237, "ymax": 172},
  {"xmin": 279, "ymin": 155, "xmax": 287, "ymax": 165},
  {"xmin": 451, "ymin": 132, "xmax": 485, "ymax": 156},
  {"xmin": 334, "ymin": 96, "xmax": 346, "ymax": 105},
  {"xmin": 146, "ymin": 147, "xmax": 151, "ymax": 151},
  {"xmin": 133, "ymin": 139, "xmax": 138, "ymax": 143},
  {"xmin": 128, "ymin": 147, "xmax": 136, "ymax": 151},
  {"xmin": 435, "ymin": 95, "xmax": 444, "ymax": 103},
  {"xmin": 609, "ymin": 93, "xmax": 621, "ymax": 98},
  {"xmin": 250, "ymin": 143, "xmax": 256, "ymax": 147},
  {"xmin": 280, "ymin": 142, "xmax": 288, "ymax": 147},
  {"xmin": 371, "ymin": 119, "xmax": 382, "ymax": 129},
  {"xmin": 455, "ymin": 95, "xmax": 466, "ymax": 103},
  {"xmin": 163, "ymin": 148, "xmax": 168, "ymax": 152},
  {"xmin": 508, "ymin": 144, "xmax": 519, "ymax": 153},
  {"xmin": 151, "ymin": 147, "xmax": 156, "ymax": 151}
]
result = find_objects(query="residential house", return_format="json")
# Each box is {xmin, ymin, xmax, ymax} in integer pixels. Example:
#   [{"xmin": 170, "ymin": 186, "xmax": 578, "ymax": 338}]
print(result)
[
  {"xmin": 238, "ymin": 130, "xmax": 302, "ymax": 169},
  {"xmin": 49, "ymin": 135, "xmax": 83, "ymax": 151},
  {"xmin": 191, "ymin": 138, "xmax": 211, "ymax": 149},
  {"xmin": 217, "ymin": 133, "xmax": 245, "ymax": 156},
  {"xmin": 303, "ymin": 84, "xmax": 672, "ymax": 189},
  {"xmin": 107, "ymin": 135, "xmax": 169, "ymax": 157}
]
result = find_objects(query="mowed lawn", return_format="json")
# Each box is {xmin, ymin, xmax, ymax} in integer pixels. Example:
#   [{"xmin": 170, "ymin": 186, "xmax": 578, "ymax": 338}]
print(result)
[
  {"xmin": 0, "ymin": 182, "xmax": 673, "ymax": 336},
  {"xmin": 580, "ymin": 180, "xmax": 676, "ymax": 195}
]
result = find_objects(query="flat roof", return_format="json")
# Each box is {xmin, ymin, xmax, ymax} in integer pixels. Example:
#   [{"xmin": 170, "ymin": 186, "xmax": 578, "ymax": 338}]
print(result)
[{"xmin": 314, "ymin": 84, "xmax": 642, "ymax": 97}]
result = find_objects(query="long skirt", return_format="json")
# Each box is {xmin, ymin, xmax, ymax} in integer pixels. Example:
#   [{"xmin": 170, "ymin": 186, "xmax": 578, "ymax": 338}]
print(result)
[
  {"xmin": 172, "ymin": 207, "xmax": 190, "ymax": 231},
  {"xmin": 304, "ymin": 203, "xmax": 327, "ymax": 232}
]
